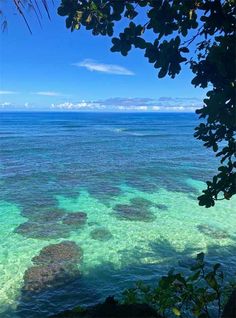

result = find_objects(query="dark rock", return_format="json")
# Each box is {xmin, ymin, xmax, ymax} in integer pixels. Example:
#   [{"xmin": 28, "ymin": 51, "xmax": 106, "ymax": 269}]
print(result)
[
  {"xmin": 50, "ymin": 296, "xmax": 161, "ymax": 318},
  {"xmin": 15, "ymin": 221, "xmax": 70, "ymax": 239},
  {"xmin": 90, "ymin": 228, "xmax": 113, "ymax": 241},
  {"xmin": 88, "ymin": 184, "xmax": 121, "ymax": 202},
  {"xmin": 62, "ymin": 212, "xmax": 87, "ymax": 228},
  {"xmin": 197, "ymin": 224, "xmax": 229, "ymax": 239},
  {"xmin": 32, "ymin": 241, "xmax": 83, "ymax": 265},
  {"xmin": 23, "ymin": 241, "xmax": 83, "ymax": 293},
  {"xmin": 101, "ymin": 185, "xmax": 121, "ymax": 197},
  {"xmin": 20, "ymin": 198, "xmax": 58, "ymax": 218},
  {"xmin": 114, "ymin": 202, "xmax": 155, "ymax": 222},
  {"xmin": 130, "ymin": 198, "xmax": 168, "ymax": 212},
  {"xmin": 130, "ymin": 197, "xmax": 152, "ymax": 207},
  {"xmin": 23, "ymin": 263, "xmax": 80, "ymax": 292},
  {"xmin": 36, "ymin": 210, "xmax": 64, "ymax": 222}
]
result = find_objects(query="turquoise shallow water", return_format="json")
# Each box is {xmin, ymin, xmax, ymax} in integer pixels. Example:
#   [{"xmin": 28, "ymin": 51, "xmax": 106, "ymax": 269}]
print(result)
[{"xmin": 0, "ymin": 112, "xmax": 235, "ymax": 317}]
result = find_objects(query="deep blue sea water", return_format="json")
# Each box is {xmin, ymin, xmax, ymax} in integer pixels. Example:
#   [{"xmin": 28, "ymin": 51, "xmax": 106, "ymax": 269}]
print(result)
[{"xmin": 0, "ymin": 112, "xmax": 235, "ymax": 317}]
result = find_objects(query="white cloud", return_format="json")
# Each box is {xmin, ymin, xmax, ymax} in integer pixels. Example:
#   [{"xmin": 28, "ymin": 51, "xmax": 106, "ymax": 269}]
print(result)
[
  {"xmin": 0, "ymin": 90, "xmax": 18, "ymax": 95},
  {"xmin": 0, "ymin": 102, "xmax": 12, "ymax": 107},
  {"xmin": 50, "ymin": 97, "xmax": 200, "ymax": 112},
  {"xmin": 95, "ymin": 97, "xmax": 201, "ymax": 112},
  {"xmin": 0, "ymin": 102, "xmax": 33, "ymax": 109},
  {"xmin": 153, "ymin": 105, "xmax": 198, "ymax": 112},
  {"xmin": 152, "ymin": 106, "xmax": 161, "ymax": 111},
  {"xmin": 35, "ymin": 91, "xmax": 61, "ymax": 96},
  {"xmin": 159, "ymin": 96, "xmax": 201, "ymax": 102},
  {"xmin": 99, "ymin": 97, "xmax": 153, "ymax": 106},
  {"xmin": 73, "ymin": 59, "xmax": 134, "ymax": 75},
  {"xmin": 118, "ymin": 105, "xmax": 148, "ymax": 111},
  {"xmin": 51, "ymin": 100, "xmax": 105, "ymax": 110},
  {"xmin": 134, "ymin": 106, "xmax": 148, "ymax": 111}
]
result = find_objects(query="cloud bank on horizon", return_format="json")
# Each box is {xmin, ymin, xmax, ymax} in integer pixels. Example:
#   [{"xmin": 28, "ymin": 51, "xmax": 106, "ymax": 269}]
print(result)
[
  {"xmin": 0, "ymin": 96, "xmax": 201, "ymax": 112},
  {"xmin": 50, "ymin": 97, "xmax": 201, "ymax": 112}
]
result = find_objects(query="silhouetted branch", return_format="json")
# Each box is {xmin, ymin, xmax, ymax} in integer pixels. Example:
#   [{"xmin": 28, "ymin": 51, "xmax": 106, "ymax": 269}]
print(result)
[{"xmin": 1, "ymin": 0, "xmax": 54, "ymax": 33}]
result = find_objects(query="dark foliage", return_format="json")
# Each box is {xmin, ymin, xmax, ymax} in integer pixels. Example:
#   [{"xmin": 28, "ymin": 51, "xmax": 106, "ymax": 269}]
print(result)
[
  {"xmin": 51, "ymin": 296, "xmax": 160, "ymax": 317},
  {"xmin": 49, "ymin": 253, "xmax": 236, "ymax": 318}
]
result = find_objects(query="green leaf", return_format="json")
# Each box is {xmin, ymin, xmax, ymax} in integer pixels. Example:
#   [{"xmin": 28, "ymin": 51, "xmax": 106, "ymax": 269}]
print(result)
[
  {"xmin": 188, "ymin": 270, "xmax": 201, "ymax": 282},
  {"xmin": 172, "ymin": 307, "xmax": 181, "ymax": 316},
  {"xmin": 205, "ymin": 272, "xmax": 218, "ymax": 290},
  {"xmin": 73, "ymin": 306, "xmax": 86, "ymax": 313}
]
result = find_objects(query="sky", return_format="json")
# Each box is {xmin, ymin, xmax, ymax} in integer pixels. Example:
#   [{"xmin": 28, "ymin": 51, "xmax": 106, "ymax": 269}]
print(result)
[{"xmin": 0, "ymin": 1, "xmax": 206, "ymax": 112}]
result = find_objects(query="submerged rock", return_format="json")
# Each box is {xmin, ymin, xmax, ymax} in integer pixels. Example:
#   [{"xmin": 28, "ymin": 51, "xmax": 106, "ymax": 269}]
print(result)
[
  {"xmin": 15, "ymin": 220, "xmax": 71, "ymax": 239},
  {"xmin": 62, "ymin": 212, "xmax": 87, "ymax": 228},
  {"xmin": 23, "ymin": 241, "xmax": 82, "ymax": 293},
  {"xmin": 23, "ymin": 263, "xmax": 80, "ymax": 292},
  {"xmin": 32, "ymin": 241, "xmax": 83, "ymax": 265},
  {"xmin": 113, "ymin": 202, "xmax": 155, "ymax": 222},
  {"xmin": 36, "ymin": 210, "xmax": 65, "ymax": 222},
  {"xmin": 197, "ymin": 224, "xmax": 229, "ymax": 239},
  {"xmin": 89, "ymin": 184, "xmax": 121, "ymax": 201},
  {"xmin": 90, "ymin": 228, "xmax": 113, "ymax": 241},
  {"xmin": 21, "ymin": 209, "xmax": 64, "ymax": 223},
  {"xmin": 20, "ymin": 198, "xmax": 58, "ymax": 218},
  {"xmin": 130, "ymin": 197, "xmax": 152, "ymax": 207},
  {"xmin": 130, "ymin": 197, "xmax": 168, "ymax": 213}
]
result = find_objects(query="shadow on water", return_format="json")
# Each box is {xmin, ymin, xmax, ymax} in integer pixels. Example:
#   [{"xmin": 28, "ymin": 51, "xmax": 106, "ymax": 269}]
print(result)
[{"xmin": 8, "ymin": 236, "xmax": 236, "ymax": 318}]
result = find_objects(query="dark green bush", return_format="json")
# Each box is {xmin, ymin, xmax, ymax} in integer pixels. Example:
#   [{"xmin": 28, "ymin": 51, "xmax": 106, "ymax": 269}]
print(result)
[{"xmin": 122, "ymin": 253, "xmax": 235, "ymax": 318}]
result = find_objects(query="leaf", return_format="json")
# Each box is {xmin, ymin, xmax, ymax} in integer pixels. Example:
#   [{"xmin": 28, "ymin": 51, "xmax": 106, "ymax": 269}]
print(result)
[
  {"xmin": 188, "ymin": 270, "xmax": 201, "ymax": 282},
  {"xmin": 206, "ymin": 292, "xmax": 218, "ymax": 302},
  {"xmin": 205, "ymin": 272, "xmax": 218, "ymax": 290},
  {"xmin": 158, "ymin": 66, "xmax": 168, "ymax": 78},
  {"xmin": 73, "ymin": 306, "xmax": 86, "ymax": 313},
  {"xmin": 213, "ymin": 143, "xmax": 218, "ymax": 152},
  {"xmin": 180, "ymin": 47, "xmax": 189, "ymax": 53},
  {"xmin": 172, "ymin": 307, "xmax": 181, "ymax": 316},
  {"xmin": 65, "ymin": 16, "xmax": 72, "ymax": 28}
]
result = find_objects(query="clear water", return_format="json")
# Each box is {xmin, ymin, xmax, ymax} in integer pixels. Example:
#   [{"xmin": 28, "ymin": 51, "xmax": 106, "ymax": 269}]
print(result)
[{"xmin": 0, "ymin": 112, "xmax": 235, "ymax": 318}]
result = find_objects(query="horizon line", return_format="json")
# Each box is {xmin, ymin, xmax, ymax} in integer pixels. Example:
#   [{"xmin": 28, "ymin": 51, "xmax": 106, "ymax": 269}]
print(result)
[{"xmin": 0, "ymin": 110, "xmax": 198, "ymax": 114}]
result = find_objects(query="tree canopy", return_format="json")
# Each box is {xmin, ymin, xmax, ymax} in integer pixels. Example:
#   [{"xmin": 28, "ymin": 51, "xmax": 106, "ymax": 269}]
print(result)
[{"xmin": 57, "ymin": 0, "xmax": 236, "ymax": 208}]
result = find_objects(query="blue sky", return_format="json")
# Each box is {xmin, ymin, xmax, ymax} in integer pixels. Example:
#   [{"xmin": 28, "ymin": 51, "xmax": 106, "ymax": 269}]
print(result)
[{"xmin": 0, "ymin": 1, "xmax": 205, "ymax": 112}]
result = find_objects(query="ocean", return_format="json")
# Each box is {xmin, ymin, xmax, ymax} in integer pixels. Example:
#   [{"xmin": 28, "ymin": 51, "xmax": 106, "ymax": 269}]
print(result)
[{"xmin": 0, "ymin": 112, "xmax": 235, "ymax": 317}]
